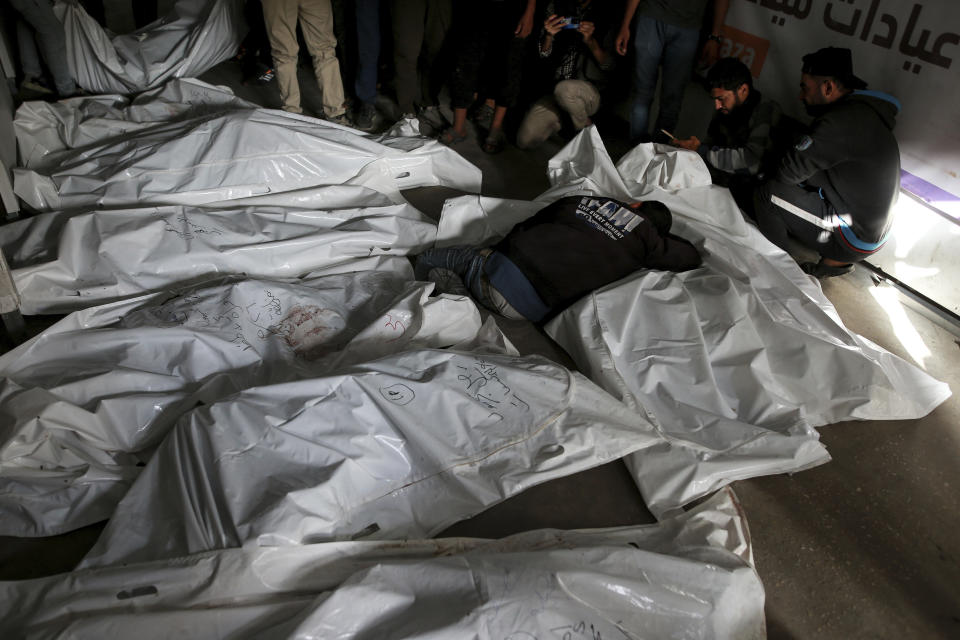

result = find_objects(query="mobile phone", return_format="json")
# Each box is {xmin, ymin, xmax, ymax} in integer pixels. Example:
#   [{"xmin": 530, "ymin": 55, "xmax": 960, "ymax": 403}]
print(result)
[{"xmin": 558, "ymin": 17, "xmax": 580, "ymax": 30}]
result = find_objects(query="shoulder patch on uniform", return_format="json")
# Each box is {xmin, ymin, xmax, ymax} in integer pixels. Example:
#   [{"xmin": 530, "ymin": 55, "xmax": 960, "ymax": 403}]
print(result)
[{"xmin": 795, "ymin": 135, "xmax": 813, "ymax": 151}]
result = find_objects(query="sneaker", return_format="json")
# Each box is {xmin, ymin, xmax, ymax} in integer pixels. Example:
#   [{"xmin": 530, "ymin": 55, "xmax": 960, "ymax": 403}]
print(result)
[
  {"xmin": 354, "ymin": 102, "xmax": 381, "ymax": 132},
  {"xmin": 327, "ymin": 112, "xmax": 354, "ymax": 127},
  {"xmin": 800, "ymin": 260, "xmax": 854, "ymax": 278},
  {"xmin": 256, "ymin": 67, "xmax": 275, "ymax": 83},
  {"xmin": 471, "ymin": 102, "xmax": 495, "ymax": 131},
  {"xmin": 21, "ymin": 76, "xmax": 53, "ymax": 95},
  {"xmin": 427, "ymin": 268, "xmax": 469, "ymax": 296}
]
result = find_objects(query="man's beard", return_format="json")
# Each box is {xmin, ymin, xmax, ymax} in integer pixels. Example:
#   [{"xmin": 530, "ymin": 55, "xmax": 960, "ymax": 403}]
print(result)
[
  {"xmin": 716, "ymin": 98, "xmax": 746, "ymax": 123},
  {"xmin": 804, "ymin": 102, "xmax": 830, "ymax": 117}
]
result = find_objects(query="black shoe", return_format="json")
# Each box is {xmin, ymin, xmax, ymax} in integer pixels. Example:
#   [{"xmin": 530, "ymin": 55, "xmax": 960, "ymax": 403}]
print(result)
[
  {"xmin": 471, "ymin": 102, "xmax": 495, "ymax": 131},
  {"xmin": 255, "ymin": 67, "xmax": 274, "ymax": 83},
  {"xmin": 21, "ymin": 76, "xmax": 54, "ymax": 95},
  {"xmin": 328, "ymin": 112, "xmax": 355, "ymax": 128},
  {"xmin": 417, "ymin": 105, "xmax": 447, "ymax": 137},
  {"xmin": 800, "ymin": 260, "xmax": 854, "ymax": 278},
  {"xmin": 354, "ymin": 102, "xmax": 381, "ymax": 132}
]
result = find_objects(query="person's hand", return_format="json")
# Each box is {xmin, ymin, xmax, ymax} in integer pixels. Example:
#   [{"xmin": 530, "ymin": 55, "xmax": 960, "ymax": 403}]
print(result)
[
  {"xmin": 578, "ymin": 21, "xmax": 595, "ymax": 42},
  {"xmin": 516, "ymin": 8, "xmax": 535, "ymax": 38},
  {"xmin": 615, "ymin": 24, "xmax": 631, "ymax": 55},
  {"xmin": 544, "ymin": 14, "xmax": 565, "ymax": 36},
  {"xmin": 699, "ymin": 39, "xmax": 721, "ymax": 67},
  {"xmin": 674, "ymin": 136, "xmax": 701, "ymax": 151}
]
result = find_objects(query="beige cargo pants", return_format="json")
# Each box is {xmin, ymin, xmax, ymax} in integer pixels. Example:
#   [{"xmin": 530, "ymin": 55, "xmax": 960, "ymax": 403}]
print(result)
[
  {"xmin": 262, "ymin": 0, "xmax": 346, "ymax": 117},
  {"xmin": 516, "ymin": 80, "xmax": 601, "ymax": 150}
]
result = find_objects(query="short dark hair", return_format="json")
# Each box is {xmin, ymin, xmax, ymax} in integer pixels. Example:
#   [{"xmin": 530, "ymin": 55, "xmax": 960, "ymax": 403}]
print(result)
[
  {"xmin": 707, "ymin": 58, "xmax": 753, "ymax": 92},
  {"xmin": 638, "ymin": 200, "xmax": 672, "ymax": 234}
]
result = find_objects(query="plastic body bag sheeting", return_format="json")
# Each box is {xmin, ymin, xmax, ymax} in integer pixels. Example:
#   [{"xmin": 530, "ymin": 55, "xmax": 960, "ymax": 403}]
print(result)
[
  {"xmin": 0, "ymin": 272, "xmax": 487, "ymax": 537},
  {"xmin": 439, "ymin": 127, "xmax": 952, "ymax": 518},
  {"xmin": 13, "ymin": 107, "xmax": 482, "ymax": 211},
  {"xmin": 55, "ymin": 0, "xmax": 245, "ymax": 95},
  {"xmin": 0, "ymin": 189, "xmax": 437, "ymax": 314},
  {"xmin": 14, "ymin": 79, "xmax": 255, "ymax": 169},
  {"xmin": 77, "ymin": 348, "xmax": 663, "ymax": 568},
  {"xmin": 431, "ymin": 135, "xmax": 712, "ymax": 249},
  {"xmin": 0, "ymin": 489, "xmax": 764, "ymax": 639}
]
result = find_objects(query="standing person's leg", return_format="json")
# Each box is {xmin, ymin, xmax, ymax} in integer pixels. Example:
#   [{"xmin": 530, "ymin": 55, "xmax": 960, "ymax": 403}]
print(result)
[
  {"xmin": 420, "ymin": 0, "xmax": 452, "ymax": 108},
  {"xmin": 391, "ymin": 0, "xmax": 426, "ymax": 116},
  {"xmin": 553, "ymin": 79, "xmax": 601, "ymax": 130},
  {"xmin": 483, "ymin": 2, "xmax": 526, "ymax": 153},
  {"xmin": 353, "ymin": 0, "xmax": 380, "ymax": 107},
  {"xmin": 443, "ymin": 6, "xmax": 486, "ymax": 142},
  {"xmin": 262, "ymin": 0, "xmax": 303, "ymax": 113},
  {"xmin": 653, "ymin": 23, "xmax": 699, "ymax": 137},
  {"xmin": 9, "ymin": 0, "xmax": 76, "ymax": 96},
  {"xmin": 243, "ymin": 0, "xmax": 274, "ymax": 80},
  {"xmin": 15, "ymin": 17, "xmax": 47, "ymax": 90},
  {"xmin": 515, "ymin": 95, "xmax": 563, "ymax": 149},
  {"xmin": 629, "ymin": 16, "xmax": 665, "ymax": 141},
  {"xmin": 299, "ymin": 0, "xmax": 348, "ymax": 118}
]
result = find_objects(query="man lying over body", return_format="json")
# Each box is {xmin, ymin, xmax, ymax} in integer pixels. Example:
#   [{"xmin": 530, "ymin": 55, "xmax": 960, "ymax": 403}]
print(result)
[{"xmin": 415, "ymin": 195, "xmax": 702, "ymax": 322}]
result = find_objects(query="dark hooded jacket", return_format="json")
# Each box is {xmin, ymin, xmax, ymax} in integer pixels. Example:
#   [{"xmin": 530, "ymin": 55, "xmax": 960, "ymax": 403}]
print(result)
[
  {"xmin": 776, "ymin": 90, "xmax": 901, "ymax": 244},
  {"xmin": 699, "ymin": 88, "xmax": 784, "ymax": 182},
  {"xmin": 493, "ymin": 195, "xmax": 702, "ymax": 312}
]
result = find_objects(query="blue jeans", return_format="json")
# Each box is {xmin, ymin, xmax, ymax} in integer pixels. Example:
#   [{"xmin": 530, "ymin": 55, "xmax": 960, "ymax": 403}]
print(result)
[
  {"xmin": 415, "ymin": 247, "xmax": 537, "ymax": 320},
  {"xmin": 630, "ymin": 16, "xmax": 699, "ymax": 141},
  {"xmin": 354, "ymin": 0, "xmax": 381, "ymax": 106},
  {"xmin": 10, "ymin": 0, "xmax": 76, "ymax": 96}
]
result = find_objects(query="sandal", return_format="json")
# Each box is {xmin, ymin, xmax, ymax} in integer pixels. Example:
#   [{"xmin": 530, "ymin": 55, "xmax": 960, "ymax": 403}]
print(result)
[
  {"xmin": 482, "ymin": 128, "xmax": 507, "ymax": 154},
  {"xmin": 439, "ymin": 126, "xmax": 468, "ymax": 146}
]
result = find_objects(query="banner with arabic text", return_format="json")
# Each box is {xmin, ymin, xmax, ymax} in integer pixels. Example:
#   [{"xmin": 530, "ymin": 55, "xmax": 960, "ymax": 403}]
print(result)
[{"xmin": 722, "ymin": 0, "xmax": 959, "ymax": 213}]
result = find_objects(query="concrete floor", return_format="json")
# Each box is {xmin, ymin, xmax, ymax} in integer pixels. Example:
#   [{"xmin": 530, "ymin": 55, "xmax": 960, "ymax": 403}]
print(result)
[{"xmin": 1, "ymin": 54, "xmax": 958, "ymax": 639}]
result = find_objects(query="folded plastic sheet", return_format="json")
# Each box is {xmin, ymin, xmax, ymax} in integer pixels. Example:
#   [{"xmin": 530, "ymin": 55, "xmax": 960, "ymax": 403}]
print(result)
[
  {"xmin": 78, "ymin": 346, "xmax": 662, "ymax": 568},
  {"xmin": 14, "ymin": 79, "xmax": 255, "ymax": 169},
  {"xmin": 439, "ymin": 128, "xmax": 952, "ymax": 518},
  {"xmin": 13, "ymin": 106, "xmax": 482, "ymax": 211},
  {"xmin": 55, "ymin": 0, "xmax": 244, "ymax": 95},
  {"xmin": 0, "ymin": 272, "xmax": 488, "ymax": 537},
  {"xmin": 0, "ymin": 489, "xmax": 764, "ymax": 639},
  {"xmin": 0, "ymin": 187, "xmax": 437, "ymax": 314}
]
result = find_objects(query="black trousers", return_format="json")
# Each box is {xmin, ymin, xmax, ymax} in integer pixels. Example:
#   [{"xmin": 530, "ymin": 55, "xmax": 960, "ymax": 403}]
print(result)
[
  {"xmin": 448, "ymin": 0, "xmax": 526, "ymax": 109},
  {"xmin": 752, "ymin": 181, "xmax": 879, "ymax": 264}
]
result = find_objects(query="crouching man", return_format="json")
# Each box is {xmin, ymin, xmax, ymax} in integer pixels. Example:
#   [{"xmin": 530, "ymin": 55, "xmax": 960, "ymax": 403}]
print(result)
[
  {"xmin": 415, "ymin": 195, "xmax": 702, "ymax": 322},
  {"xmin": 752, "ymin": 47, "xmax": 901, "ymax": 278},
  {"xmin": 672, "ymin": 57, "xmax": 784, "ymax": 210}
]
